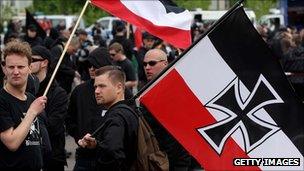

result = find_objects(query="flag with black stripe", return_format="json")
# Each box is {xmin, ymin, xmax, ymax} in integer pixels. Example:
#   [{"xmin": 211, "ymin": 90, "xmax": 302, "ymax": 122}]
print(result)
[{"xmin": 138, "ymin": 4, "xmax": 304, "ymax": 171}]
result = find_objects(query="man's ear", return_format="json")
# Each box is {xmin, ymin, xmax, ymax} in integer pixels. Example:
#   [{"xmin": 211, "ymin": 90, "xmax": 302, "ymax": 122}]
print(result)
[
  {"xmin": 116, "ymin": 82, "xmax": 123, "ymax": 93},
  {"xmin": 41, "ymin": 60, "xmax": 49, "ymax": 68},
  {"xmin": 164, "ymin": 60, "xmax": 168, "ymax": 66},
  {"xmin": 2, "ymin": 66, "xmax": 7, "ymax": 75}
]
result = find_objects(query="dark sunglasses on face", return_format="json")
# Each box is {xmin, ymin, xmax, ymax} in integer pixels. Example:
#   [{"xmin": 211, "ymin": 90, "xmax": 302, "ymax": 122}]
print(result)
[
  {"xmin": 143, "ymin": 60, "xmax": 165, "ymax": 67},
  {"xmin": 110, "ymin": 53, "xmax": 116, "ymax": 57},
  {"xmin": 31, "ymin": 58, "xmax": 45, "ymax": 63}
]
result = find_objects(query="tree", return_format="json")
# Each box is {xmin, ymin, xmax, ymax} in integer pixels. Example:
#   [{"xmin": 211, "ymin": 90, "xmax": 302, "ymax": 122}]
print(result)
[
  {"xmin": 0, "ymin": 4, "xmax": 16, "ymax": 33},
  {"xmin": 174, "ymin": 0, "xmax": 211, "ymax": 10},
  {"xmin": 32, "ymin": 0, "xmax": 107, "ymax": 26},
  {"xmin": 229, "ymin": 0, "xmax": 278, "ymax": 19}
]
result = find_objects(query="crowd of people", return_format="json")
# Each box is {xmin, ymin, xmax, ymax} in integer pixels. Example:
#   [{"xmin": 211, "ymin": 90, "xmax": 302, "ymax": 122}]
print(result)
[{"xmin": 0, "ymin": 14, "xmax": 303, "ymax": 171}]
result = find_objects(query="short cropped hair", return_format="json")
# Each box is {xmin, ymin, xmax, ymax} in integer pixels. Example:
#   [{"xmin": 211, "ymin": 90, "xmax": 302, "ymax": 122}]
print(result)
[
  {"xmin": 3, "ymin": 40, "xmax": 32, "ymax": 65},
  {"xmin": 95, "ymin": 65, "xmax": 126, "ymax": 88},
  {"xmin": 109, "ymin": 42, "xmax": 124, "ymax": 54}
]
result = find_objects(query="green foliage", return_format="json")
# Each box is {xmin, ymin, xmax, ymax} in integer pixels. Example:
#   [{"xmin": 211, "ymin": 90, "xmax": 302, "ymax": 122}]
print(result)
[
  {"xmin": 245, "ymin": 0, "xmax": 278, "ymax": 19},
  {"xmin": 0, "ymin": 4, "xmax": 16, "ymax": 32},
  {"xmin": 84, "ymin": 4, "xmax": 109, "ymax": 27},
  {"xmin": 230, "ymin": 0, "xmax": 278, "ymax": 19},
  {"xmin": 174, "ymin": 0, "xmax": 211, "ymax": 10},
  {"xmin": 32, "ymin": 0, "xmax": 108, "ymax": 26},
  {"xmin": 29, "ymin": 0, "xmax": 277, "ymax": 28},
  {"xmin": 32, "ymin": 0, "xmax": 84, "ymax": 15}
]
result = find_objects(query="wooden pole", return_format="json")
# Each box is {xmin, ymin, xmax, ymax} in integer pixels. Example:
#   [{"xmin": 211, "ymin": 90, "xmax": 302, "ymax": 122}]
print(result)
[{"xmin": 43, "ymin": 0, "xmax": 91, "ymax": 96}]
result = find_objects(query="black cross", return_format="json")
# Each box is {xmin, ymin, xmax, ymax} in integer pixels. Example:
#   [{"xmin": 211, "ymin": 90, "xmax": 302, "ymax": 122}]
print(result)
[{"xmin": 198, "ymin": 76, "xmax": 282, "ymax": 154}]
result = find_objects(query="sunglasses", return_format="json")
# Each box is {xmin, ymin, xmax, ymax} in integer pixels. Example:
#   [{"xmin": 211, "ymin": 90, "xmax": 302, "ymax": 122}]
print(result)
[
  {"xmin": 143, "ymin": 60, "xmax": 165, "ymax": 67},
  {"xmin": 31, "ymin": 58, "xmax": 45, "ymax": 63},
  {"xmin": 110, "ymin": 53, "xmax": 117, "ymax": 57}
]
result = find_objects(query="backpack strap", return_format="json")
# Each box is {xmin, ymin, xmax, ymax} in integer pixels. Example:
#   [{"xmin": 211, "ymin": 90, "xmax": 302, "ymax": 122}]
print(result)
[
  {"xmin": 91, "ymin": 120, "xmax": 108, "ymax": 137},
  {"xmin": 91, "ymin": 103, "xmax": 136, "ymax": 137},
  {"xmin": 115, "ymin": 104, "xmax": 161, "ymax": 151}
]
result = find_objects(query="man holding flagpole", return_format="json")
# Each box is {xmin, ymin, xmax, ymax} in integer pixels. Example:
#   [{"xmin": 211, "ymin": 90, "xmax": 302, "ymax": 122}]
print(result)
[{"xmin": 0, "ymin": 41, "xmax": 47, "ymax": 170}]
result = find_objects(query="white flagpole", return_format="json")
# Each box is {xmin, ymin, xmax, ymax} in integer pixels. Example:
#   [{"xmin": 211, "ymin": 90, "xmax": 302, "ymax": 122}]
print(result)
[{"xmin": 43, "ymin": 0, "xmax": 91, "ymax": 96}]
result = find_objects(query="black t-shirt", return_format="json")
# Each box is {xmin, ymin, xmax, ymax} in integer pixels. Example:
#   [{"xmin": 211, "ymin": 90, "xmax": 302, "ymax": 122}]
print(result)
[
  {"xmin": 0, "ymin": 89, "xmax": 43, "ymax": 170},
  {"xmin": 116, "ymin": 59, "xmax": 137, "ymax": 82}
]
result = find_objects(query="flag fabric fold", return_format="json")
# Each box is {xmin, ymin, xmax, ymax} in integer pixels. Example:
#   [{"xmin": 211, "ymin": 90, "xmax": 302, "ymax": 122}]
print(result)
[
  {"xmin": 139, "ymin": 5, "xmax": 304, "ymax": 171},
  {"xmin": 91, "ymin": 0, "xmax": 192, "ymax": 49},
  {"xmin": 26, "ymin": 9, "xmax": 46, "ymax": 39}
]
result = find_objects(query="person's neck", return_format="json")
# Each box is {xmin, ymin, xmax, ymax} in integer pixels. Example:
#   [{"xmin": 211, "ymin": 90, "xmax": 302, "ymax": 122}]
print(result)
[
  {"xmin": 36, "ymin": 70, "xmax": 47, "ymax": 83},
  {"xmin": 118, "ymin": 54, "xmax": 126, "ymax": 61},
  {"xmin": 5, "ymin": 83, "xmax": 27, "ymax": 100},
  {"xmin": 106, "ymin": 95, "xmax": 125, "ymax": 109}
]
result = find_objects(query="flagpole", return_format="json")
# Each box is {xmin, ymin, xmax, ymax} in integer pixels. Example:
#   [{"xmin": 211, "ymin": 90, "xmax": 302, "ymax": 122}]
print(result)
[
  {"xmin": 43, "ymin": 0, "xmax": 91, "ymax": 96},
  {"xmin": 132, "ymin": 0, "xmax": 245, "ymax": 100},
  {"xmin": 126, "ymin": 22, "xmax": 130, "ymax": 39}
]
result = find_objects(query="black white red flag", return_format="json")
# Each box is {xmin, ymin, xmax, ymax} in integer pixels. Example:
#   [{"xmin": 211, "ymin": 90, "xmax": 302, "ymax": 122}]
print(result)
[
  {"xmin": 138, "ymin": 5, "xmax": 304, "ymax": 171},
  {"xmin": 91, "ymin": 0, "xmax": 192, "ymax": 49}
]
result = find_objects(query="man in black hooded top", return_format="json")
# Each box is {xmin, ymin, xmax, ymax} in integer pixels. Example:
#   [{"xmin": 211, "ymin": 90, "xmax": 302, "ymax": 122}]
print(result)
[
  {"xmin": 31, "ymin": 45, "xmax": 68, "ymax": 171},
  {"xmin": 65, "ymin": 47, "xmax": 113, "ymax": 171}
]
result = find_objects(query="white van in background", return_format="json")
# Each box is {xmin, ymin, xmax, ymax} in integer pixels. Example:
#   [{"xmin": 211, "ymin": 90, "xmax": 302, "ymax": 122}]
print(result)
[
  {"xmin": 12, "ymin": 15, "xmax": 85, "ymax": 30},
  {"xmin": 85, "ymin": 16, "xmax": 121, "ymax": 41},
  {"xmin": 258, "ymin": 9, "xmax": 285, "ymax": 31},
  {"xmin": 36, "ymin": 15, "xmax": 85, "ymax": 29},
  {"xmin": 190, "ymin": 8, "xmax": 256, "ymax": 26}
]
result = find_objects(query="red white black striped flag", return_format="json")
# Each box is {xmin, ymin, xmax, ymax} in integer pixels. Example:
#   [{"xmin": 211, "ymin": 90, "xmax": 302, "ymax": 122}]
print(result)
[
  {"xmin": 138, "ymin": 4, "xmax": 304, "ymax": 171},
  {"xmin": 91, "ymin": 0, "xmax": 192, "ymax": 49}
]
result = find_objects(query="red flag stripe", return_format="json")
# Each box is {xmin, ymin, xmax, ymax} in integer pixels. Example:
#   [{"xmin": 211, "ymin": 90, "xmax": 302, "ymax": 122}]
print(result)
[
  {"xmin": 140, "ymin": 69, "xmax": 261, "ymax": 171},
  {"xmin": 133, "ymin": 26, "xmax": 142, "ymax": 50},
  {"xmin": 91, "ymin": 0, "xmax": 191, "ymax": 49}
]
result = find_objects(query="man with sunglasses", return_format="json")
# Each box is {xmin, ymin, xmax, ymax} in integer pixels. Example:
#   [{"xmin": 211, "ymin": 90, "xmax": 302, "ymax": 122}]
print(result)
[
  {"xmin": 136, "ymin": 32, "xmax": 156, "ymax": 88},
  {"xmin": 109, "ymin": 43, "xmax": 137, "ymax": 93},
  {"xmin": 143, "ymin": 49, "xmax": 168, "ymax": 81},
  {"xmin": 30, "ymin": 45, "xmax": 68, "ymax": 171},
  {"xmin": 142, "ymin": 49, "xmax": 192, "ymax": 171}
]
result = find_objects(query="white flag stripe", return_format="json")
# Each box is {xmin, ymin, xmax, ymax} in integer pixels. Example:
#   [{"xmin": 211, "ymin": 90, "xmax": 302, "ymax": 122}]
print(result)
[
  {"xmin": 175, "ymin": 36, "xmax": 303, "ymax": 167},
  {"xmin": 250, "ymin": 130, "xmax": 303, "ymax": 170},
  {"xmin": 175, "ymin": 36, "xmax": 236, "ymax": 105},
  {"xmin": 121, "ymin": 1, "xmax": 192, "ymax": 30}
]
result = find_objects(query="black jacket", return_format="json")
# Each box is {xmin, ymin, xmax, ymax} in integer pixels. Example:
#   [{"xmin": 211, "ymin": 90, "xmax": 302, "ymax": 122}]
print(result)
[
  {"xmin": 66, "ymin": 79, "xmax": 106, "ymax": 158},
  {"xmin": 95, "ymin": 101, "xmax": 138, "ymax": 171},
  {"xmin": 66, "ymin": 79, "xmax": 105, "ymax": 141},
  {"xmin": 136, "ymin": 47, "xmax": 148, "ymax": 83},
  {"xmin": 66, "ymin": 46, "xmax": 113, "ymax": 159},
  {"xmin": 55, "ymin": 53, "xmax": 76, "ymax": 94},
  {"xmin": 37, "ymin": 75, "xmax": 68, "ymax": 164}
]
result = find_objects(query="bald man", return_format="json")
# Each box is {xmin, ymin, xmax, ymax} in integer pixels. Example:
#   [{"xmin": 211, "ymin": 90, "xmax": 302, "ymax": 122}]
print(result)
[
  {"xmin": 143, "ymin": 49, "xmax": 168, "ymax": 81},
  {"xmin": 143, "ymin": 49, "xmax": 191, "ymax": 171}
]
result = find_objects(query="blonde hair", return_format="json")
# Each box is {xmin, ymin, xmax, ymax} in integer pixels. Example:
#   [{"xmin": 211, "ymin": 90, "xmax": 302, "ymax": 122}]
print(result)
[
  {"xmin": 3, "ymin": 40, "xmax": 32, "ymax": 65},
  {"xmin": 109, "ymin": 42, "xmax": 124, "ymax": 54}
]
